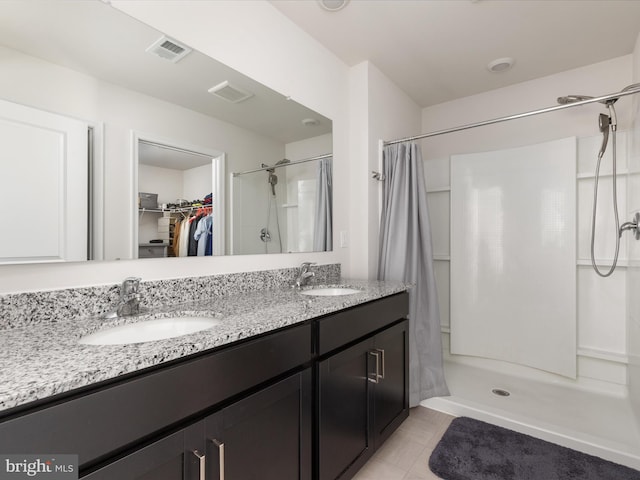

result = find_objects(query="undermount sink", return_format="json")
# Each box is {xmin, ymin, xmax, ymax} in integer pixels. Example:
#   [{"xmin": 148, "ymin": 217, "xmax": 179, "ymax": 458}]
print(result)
[
  {"xmin": 79, "ymin": 316, "xmax": 220, "ymax": 345},
  {"xmin": 300, "ymin": 287, "xmax": 361, "ymax": 297}
]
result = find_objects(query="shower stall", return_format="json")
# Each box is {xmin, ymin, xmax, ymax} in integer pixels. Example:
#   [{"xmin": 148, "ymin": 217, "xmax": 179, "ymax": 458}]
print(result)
[
  {"xmin": 231, "ymin": 154, "xmax": 332, "ymax": 255},
  {"xmin": 390, "ymin": 67, "xmax": 640, "ymax": 470}
]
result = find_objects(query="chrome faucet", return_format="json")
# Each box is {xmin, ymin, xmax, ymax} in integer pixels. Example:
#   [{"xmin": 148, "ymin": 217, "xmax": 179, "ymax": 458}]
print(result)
[
  {"xmin": 104, "ymin": 277, "xmax": 143, "ymax": 318},
  {"xmin": 118, "ymin": 277, "xmax": 142, "ymax": 316},
  {"xmin": 294, "ymin": 262, "xmax": 316, "ymax": 289}
]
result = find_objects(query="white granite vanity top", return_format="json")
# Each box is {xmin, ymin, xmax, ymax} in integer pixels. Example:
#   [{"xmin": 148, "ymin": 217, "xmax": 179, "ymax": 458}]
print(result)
[{"xmin": 0, "ymin": 279, "xmax": 406, "ymax": 413}]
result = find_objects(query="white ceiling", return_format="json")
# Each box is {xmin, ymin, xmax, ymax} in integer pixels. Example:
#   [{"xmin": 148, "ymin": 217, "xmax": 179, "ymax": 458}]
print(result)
[
  {"xmin": 0, "ymin": 0, "xmax": 331, "ymax": 146},
  {"xmin": 270, "ymin": 0, "xmax": 640, "ymax": 107}
]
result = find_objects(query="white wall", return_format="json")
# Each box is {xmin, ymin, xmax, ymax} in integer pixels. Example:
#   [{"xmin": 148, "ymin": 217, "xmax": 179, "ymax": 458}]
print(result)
[
  {"xmin": 628, "ymin": 32, "xmax": 640, "ymax": 426},
  {"xmin": 423, "ymin": 55, "xmax": 634, "ymax": 387},
  {"xmin": 183, "ymin": 164, "xmax": 213, "ymax": 202},
  {"xmin": 0, "ymin": 0, "xmax": 351, "ymax": 293},
  {"xmin": 348, "ymin": 61, "xmax": 422, "ymax": 278}
]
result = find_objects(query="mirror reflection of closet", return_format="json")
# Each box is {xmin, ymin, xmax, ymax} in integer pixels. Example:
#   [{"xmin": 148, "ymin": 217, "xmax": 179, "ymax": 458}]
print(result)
[{"xmin": 136, "ymin": 138, "xmax": 225, "ymax": 259}]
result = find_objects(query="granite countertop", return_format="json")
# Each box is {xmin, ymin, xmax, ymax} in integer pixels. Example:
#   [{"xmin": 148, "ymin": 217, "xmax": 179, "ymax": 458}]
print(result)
[{"xmin": 0, "ymin": 279, "xmax": 407, "ymax": 413}]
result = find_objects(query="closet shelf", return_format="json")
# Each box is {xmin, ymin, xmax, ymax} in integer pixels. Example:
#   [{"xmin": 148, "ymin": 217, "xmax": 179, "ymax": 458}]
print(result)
[{"xmin": 138, "ymin": 206, "xmax": 209, "ymax": 214}]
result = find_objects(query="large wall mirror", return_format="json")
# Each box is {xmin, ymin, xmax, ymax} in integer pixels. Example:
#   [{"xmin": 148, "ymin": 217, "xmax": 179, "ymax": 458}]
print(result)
[{"xmin": 0, "ymin": 0, "xmax": 332, "ymax": 264}]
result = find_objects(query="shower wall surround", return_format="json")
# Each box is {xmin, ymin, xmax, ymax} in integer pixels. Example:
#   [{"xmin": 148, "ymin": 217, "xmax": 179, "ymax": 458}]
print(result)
[
  {"xmin": 628, "ymin": 32, "xmax": 640, "ymax": 427},
  {"xmin": 427, "ymin": 132, "xmax": 630, "ymax": 387},
  {"xmin": 422, "ymin": 55, "xmax": 635, "ymax": 389},
  {"xmin": 450, "ymin": 137, "xmax": 577, "ymax": 378},
  {"xmin": 0, "ymin": 264, "xmax": 340, "ymax": 330}
]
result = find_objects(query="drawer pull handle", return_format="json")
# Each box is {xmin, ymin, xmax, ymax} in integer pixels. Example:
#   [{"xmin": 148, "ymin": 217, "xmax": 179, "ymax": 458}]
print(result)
[
  {"xmin": 369, "ymin": 349, "xmax": 385, "ymax": 383},
  {"xmin": 369, "ymin": 350, "xmax": 381, "ymax": 383},
  {"xmin": 378, "ymin": 348, "xmax": 385, "ymax": 380},
  {"xmin": 193, "ymin": 450, "xmax": 205, "ymax": 480},
  {"xmin": 211, "ymin": 438, "xmax": 225, "ymax": 480}
]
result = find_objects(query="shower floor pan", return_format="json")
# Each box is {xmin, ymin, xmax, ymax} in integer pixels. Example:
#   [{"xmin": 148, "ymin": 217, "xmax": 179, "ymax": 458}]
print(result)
[{"xmin": 422, "ymin": 360, "xmax": 640, "ymax": 470}]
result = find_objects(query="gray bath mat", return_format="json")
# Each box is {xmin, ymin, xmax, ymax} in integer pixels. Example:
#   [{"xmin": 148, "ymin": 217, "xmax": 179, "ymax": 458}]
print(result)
[{"xmin": 428, "ymin": 417, "xmax": 640, "ymax": 480}]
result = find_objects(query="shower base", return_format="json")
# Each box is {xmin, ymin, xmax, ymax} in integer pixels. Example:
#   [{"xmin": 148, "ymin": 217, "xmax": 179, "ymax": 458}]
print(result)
[{"xmin": 422, "ymin": 360, "xmax": 640, "ymax": 470}]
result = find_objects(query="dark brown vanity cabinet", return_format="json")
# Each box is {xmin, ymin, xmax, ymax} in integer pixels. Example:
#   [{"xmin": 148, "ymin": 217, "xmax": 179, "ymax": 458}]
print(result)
[
  {"xmin": 317, "ymin": 293, "xmax": 409, "ymax": 480},
  {"xmin": 204, "ymin": 369, "xmax": 312, "ymax": 480},
  {"xmin": 0, "ymin": 291, "xmax": 409, "ymax": 480},
  {"xmin": 85, "ymin": 370, "xmax": 312, "ymax": 480}
]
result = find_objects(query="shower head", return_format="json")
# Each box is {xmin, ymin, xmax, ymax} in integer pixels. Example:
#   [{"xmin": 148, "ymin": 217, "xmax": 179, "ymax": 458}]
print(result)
[
  {"xmin": 262, "ymin": 159, "xmax": 290, "ymax": 173},
  {"xmin": 598, "ymin": 113, "xmax": 610, "ymax": 133},
  {"xmin": 556, "ymin": 94, "xmax": 619, "ymax": 106},
  {"xmin": 556, "ymin": 94, "xmax": 594, "ymax": 105},
  {"xmin": 556, "ymin": 93, "xmax": 619, "ymax": 106}
]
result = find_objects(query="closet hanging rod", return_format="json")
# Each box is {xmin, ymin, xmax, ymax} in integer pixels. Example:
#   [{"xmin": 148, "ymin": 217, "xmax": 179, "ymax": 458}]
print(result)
[
  {"xmin": 138, "ymin": 140, "xmax": 215, "ymax": 159},
  {"xmin": 232, "ymin": 153, "xmax": 332, "ymax": 177},
  {"xmin": 383, "ymin": 87, "xmax": 640, "ymax": 146}
]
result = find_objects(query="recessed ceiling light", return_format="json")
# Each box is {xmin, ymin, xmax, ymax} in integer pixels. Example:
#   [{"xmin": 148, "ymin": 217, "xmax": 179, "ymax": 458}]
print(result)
[
  {"xmin": 317, "ymin": 0, "xmax": 349, "ymax": 12},
  {"xmin": 487, "ymin": 57, "xmax": 515, "ymax": 73},
  {"xmin": 302, "ymin": 118, "xmax": 319, "ymax": 127}
]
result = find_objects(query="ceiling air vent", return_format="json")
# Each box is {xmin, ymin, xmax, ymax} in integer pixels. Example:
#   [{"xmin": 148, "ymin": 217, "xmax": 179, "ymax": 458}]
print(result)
[
  {"xmin": 207, "ymin": 81, "xmax": 254, "ymax": 103},
  {"xmin": 146, "ymin": 35, "xmax": 192, "ymax": 63}
]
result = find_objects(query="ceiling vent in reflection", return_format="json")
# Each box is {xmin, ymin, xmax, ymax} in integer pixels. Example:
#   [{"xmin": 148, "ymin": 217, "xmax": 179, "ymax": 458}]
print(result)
[
  {"xmin": 146, "ymin": 35, "xmax": 192, "ymax": 63},
  {"xmin": 207, "ymin": 81, "xmax": 254, "ymax": 103}
]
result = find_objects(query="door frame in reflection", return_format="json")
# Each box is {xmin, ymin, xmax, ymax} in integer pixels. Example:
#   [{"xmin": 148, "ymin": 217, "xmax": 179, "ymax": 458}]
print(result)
[{"xmin": 130, "ymin": 131, "xmax": 225, "ymax": 259}]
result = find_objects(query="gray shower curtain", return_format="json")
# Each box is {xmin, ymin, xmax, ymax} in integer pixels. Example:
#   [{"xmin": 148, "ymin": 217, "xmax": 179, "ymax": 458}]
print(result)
[
  {"xmin": 378, "ymin": 142, "xmax": 449, "ymax": 406},
  {"xmin": 313, "ymin": 157, "xmax": 333, "ymax": 251}
]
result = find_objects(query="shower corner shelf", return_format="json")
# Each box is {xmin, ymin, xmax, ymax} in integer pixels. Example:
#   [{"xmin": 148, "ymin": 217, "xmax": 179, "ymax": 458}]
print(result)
[
  {"xmin": 576, "ymin": 169, "xmax": 629, "ymax": 180},
  {"xmin": 577, "ymin": 258, "xmax": 628, "ymax": 268},
  {"xmin": 426, "ymin": 186, "xmax": 451, "ymax": 194}
]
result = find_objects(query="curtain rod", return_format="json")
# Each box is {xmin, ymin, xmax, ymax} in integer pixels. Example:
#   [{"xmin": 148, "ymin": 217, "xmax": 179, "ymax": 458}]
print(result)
[
  {"xmin": 232, "ymin": 153, "xmax": 332, "ymax": 177},
  {"xmin": 383, "ymin": 87, "xmax": 640, "ymax": 146}
]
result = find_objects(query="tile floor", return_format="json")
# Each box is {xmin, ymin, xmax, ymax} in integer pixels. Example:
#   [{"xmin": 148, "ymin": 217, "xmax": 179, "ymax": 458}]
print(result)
[{"xmin": 352, "ymin": 407, "xmax": 454, "ymax": 480}]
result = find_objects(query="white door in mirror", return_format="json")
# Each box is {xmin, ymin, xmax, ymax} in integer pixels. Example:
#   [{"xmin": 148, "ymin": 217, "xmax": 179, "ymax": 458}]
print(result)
[{"xmin": 0, "ymin": 99, "xmax": 88, "ymax": 263}]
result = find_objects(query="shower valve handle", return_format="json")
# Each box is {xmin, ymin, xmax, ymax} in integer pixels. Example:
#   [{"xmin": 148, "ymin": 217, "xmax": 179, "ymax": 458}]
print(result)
[{"xmin": 619, "ymin": 212, "xmax": 640, "ymax": 240}]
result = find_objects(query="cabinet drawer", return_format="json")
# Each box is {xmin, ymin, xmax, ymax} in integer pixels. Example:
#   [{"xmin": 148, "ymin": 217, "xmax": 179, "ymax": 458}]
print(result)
[
  {"xmin": 317, "ymin": 292, "xmax": 408, "ymax": 356},
  {"xmin": 0, "ymin": 323, "xmax": 311, "ymax": 470}
]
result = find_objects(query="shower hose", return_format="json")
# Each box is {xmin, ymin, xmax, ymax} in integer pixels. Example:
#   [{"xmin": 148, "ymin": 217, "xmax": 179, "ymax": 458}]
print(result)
[{"xmin": 590, "ymin": 129, "xmax": 620, "ymax": 278}]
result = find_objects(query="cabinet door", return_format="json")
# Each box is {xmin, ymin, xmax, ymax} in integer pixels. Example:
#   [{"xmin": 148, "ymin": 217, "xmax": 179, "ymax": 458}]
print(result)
[
  {"xmin": 82, "ymin": 423, "xmax": 204, "ymax": 480},
  {"xmin": 318, "ymin": 338, "xmax": 375, "ymax": 480},
  {"xmin": 372, "ymin": 319, "xmax": 409, "ymax": 448},
  {"xmin": 205, "ymin": 370, "xmax": 312, "ymax": 480}
]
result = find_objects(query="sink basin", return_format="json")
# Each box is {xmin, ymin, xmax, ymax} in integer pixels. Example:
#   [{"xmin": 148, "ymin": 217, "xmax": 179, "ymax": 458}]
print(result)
[
  {"xmin": 79, "ymin": 316, "xmax": 220, "ymax": 345},
  {"xmin": 300, "ymin": 287, "xmax": 361, "ymax": 297}
]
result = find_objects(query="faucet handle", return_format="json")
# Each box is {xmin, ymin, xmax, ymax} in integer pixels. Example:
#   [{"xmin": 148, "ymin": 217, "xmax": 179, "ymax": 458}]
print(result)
[
  {"xmin": 300, "ymin": 262, "xmax": 316, "ymax": 269},
  {"xmin": 122, "ymin": 277, "xmax": 141, "ymax": 294}
]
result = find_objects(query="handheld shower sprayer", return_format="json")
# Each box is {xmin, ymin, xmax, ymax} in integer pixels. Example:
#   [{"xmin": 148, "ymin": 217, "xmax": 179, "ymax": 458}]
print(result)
[
  {"xmin": 556, "ymin": 84, "xmax": 640, "ymax": 277},
  {"xmin": 597, "ymin": 113, "xmax": 610, "ymax": 158}
]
